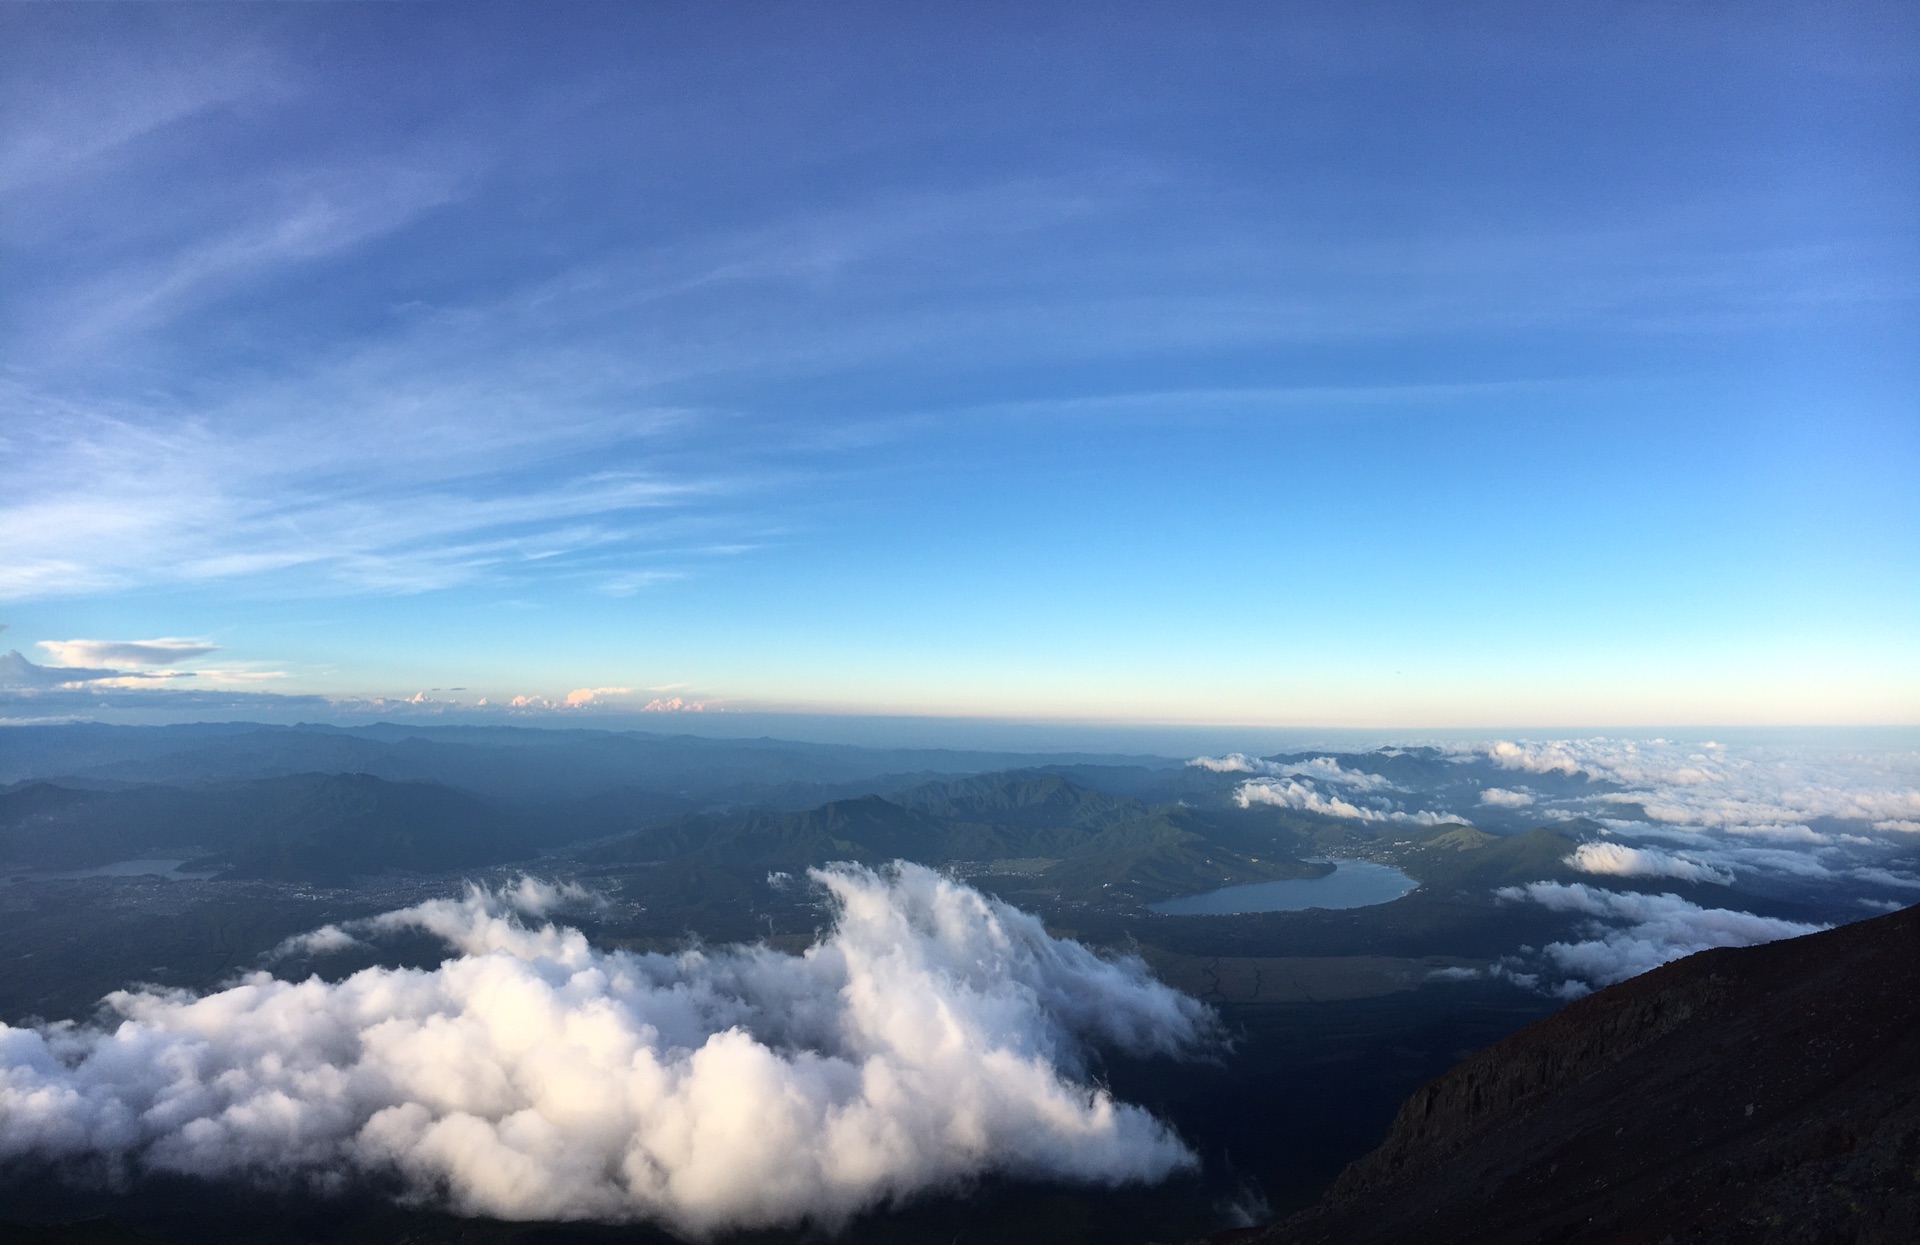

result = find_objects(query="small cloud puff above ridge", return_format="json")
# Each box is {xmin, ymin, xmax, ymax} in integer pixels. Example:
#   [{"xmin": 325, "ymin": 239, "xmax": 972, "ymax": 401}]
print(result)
[{"xmin": 1568, "ymin": 842, "xmax": 1733, "ymax": 885}]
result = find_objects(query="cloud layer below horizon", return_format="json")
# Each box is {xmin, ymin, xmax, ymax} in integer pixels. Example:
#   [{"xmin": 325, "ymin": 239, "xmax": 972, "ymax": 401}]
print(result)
[
  {"xmin": 1194, "ymin": 735, "xmax": 1916, "ymax": 995},
  {"xmin": 0, "ymin": 865, "xmax": 1215, "ymax": 1233}
]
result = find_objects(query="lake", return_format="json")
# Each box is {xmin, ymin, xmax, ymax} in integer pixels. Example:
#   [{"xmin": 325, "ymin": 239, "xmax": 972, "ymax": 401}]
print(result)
[{"xmin": 1148, "ymin": 858, "xmax": 1418, "ymax": 915}]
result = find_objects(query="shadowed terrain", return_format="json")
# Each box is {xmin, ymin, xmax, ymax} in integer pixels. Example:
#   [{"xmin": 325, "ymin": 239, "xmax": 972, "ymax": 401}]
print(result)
[{"xmin": 1252, "ymin": 904, "xmax": 1920, "ymax": 1244}]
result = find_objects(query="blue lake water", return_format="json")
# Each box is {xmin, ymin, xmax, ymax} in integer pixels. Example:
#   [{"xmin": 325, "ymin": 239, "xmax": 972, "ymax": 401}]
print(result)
[{"xmin": 1148, "ymin": 858, "xmax": 1418, "ymax": 915}]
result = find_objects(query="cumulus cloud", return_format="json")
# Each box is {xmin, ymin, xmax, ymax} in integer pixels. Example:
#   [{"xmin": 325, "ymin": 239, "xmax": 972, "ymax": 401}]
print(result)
[
  {"xmin": 642, "ymin": 696, "xmax": 704, "ymax": 713},
  {"xmin": 1233, "ymin": 777, "xmax": 1454, "ymax": 825},
  {"xmin": 36, "ymin": 637, "xmax": 218, "ymax": 667},
  {"xmin": 1567, "ymin": 842, "xmax": 1733, "ymax": 885},
  {"xmin": 1495, "ymin": 881, "xmax": 1826, "ymax": 988},
  {"xmin": 267, "ymin": 924, "xmax": 364, "ymax": 959},
  {"xmin": 564, "ymin": 686, "xmax": 630, "ymax": 707},
  {"xmin": 1188, "ymin": 753, "xmax": 1259, "ymax": 774},
  {"xmin": 0, "ymin": 864, "xmax": 1213, "ymax": 1234},
  {"xmin": 1478, "ymin": 787, "xmax": 1534, "ymax": 808}
]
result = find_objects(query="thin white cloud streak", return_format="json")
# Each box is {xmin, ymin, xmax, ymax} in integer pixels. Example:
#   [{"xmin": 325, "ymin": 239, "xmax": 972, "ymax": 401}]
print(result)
[
  {"xmin": 0, "ymin": 166, "xmax": 1125, "ymax": 604},
  {"xmin": 0, "ymin": 390, "xmax": 719, "ymax": 599},
  {"xmin": 0, "ymin": 43, "xmax": 278, "ymax": 197},
  {"xmin": 0, "ymin": 865, "xmax": 1213, "ymax": 1233},
  {"xmin": 48, "ymin": 164, "xmax": 470, "ymax": 354},
  {"xmin": 1849, "ymin": 867, "xmax": 1920, "ymax": 890},
  {"xmin": 37, "ymin": 638, "xmax": 217, "ymax": 667},
  {"xmin": 1496, "ymin": 881, "xmax": 1827, "ymax": 988},
  {"xmin": 11, "ymin": 125, "xmax": 1881, "ymax": 613},
  {"xmin": 1478, "ymin": 787, "xmax": 1534, "ymax": 807}
]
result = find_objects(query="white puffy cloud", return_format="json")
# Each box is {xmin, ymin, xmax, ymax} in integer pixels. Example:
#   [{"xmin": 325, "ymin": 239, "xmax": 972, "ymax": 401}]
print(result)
[
  {"xmin": 1478, "ymin": 787, "xmax": 1534, "ymax": 808},
  {"xmin": 1233, "ymin": 778, "xmax": 1454, "ymax": 825},
  {"xmin": 1495, "ymin": 881, "xmax": 1826, "ymax": 988},
  {"xmin": 37, "ymin": 637, "xmax": 218, "ymax": 667},
  {"xmin": 1567, "ymin": 842, "xmax": 1733, "ymax": 885},
  {"xmin": 268, "ymin": 924, "xmax": 364, "ymax": 959},
  {"xmin": 1188, "ymin": 753, "xmax": 1259, "ymax": 773},
  {"xmin": 0, "ymin": 864, "xmax": 1212, "ymax": 1234}
]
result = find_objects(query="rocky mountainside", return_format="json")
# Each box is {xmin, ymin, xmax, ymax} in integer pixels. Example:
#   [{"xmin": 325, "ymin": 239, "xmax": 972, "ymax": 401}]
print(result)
[{"xmin": 1251, "ymin": 903, "xmax": 1920, "ymax": 1244}]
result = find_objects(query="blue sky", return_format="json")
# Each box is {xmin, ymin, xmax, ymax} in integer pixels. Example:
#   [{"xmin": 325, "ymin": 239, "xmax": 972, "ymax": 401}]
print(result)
[{"xmin": 1, "ymin": 1, "xmax": 1915, "ymax": 727}]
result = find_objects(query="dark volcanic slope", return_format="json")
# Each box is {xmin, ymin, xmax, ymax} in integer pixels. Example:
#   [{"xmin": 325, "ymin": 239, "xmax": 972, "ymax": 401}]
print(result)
[{"xmin": 1257, "ymin": 904, "xmax": 1920, "ymax": 1245}]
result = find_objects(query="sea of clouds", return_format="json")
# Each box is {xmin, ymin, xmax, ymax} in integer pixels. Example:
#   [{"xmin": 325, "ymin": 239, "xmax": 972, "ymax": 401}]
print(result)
[
  {"xmin": 1193, "ymin": 735, "xmax": 1918, "ymax": 995},
  {"xmin": 0, "ymin": 864, "xmax": 1216, "ymax": 1234},
  {"xmin": 1481, "ymin": 739, "xmax": 1916, "ymax": 992},
  {"xmin": 1469, "ymin": 738, "xmax": 1920, "ymax": 895}
]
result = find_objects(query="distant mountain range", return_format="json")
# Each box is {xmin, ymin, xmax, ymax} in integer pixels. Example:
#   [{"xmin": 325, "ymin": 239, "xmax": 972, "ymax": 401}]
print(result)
[
  {"xmin": 0, "ymin": 774, "xmax": 533, "ymax": 884},
  {"xmin": 584, "ymin": 770, "xmax": 1327, "ymax": 904},
  {"xmin": 0, "ymin": 764, "xmax": 1320, "ymax": 901},
  {"xmin": 0, "ymin": 721, "xmax": 1181, "ymax": 801}
]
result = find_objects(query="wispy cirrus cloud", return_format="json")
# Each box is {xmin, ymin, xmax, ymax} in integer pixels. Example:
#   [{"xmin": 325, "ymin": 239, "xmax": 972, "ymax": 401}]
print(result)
[
  {"xmin": 0, "ymin": 38, "xmax": 278, "ymax": 197},
  {"xmin": 0, "ymin": 382, "xmax": 733, "ymax": 600},
  {"xmin": 43, "ymin": 163, "xmax": 470, "ymax": 355}
]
